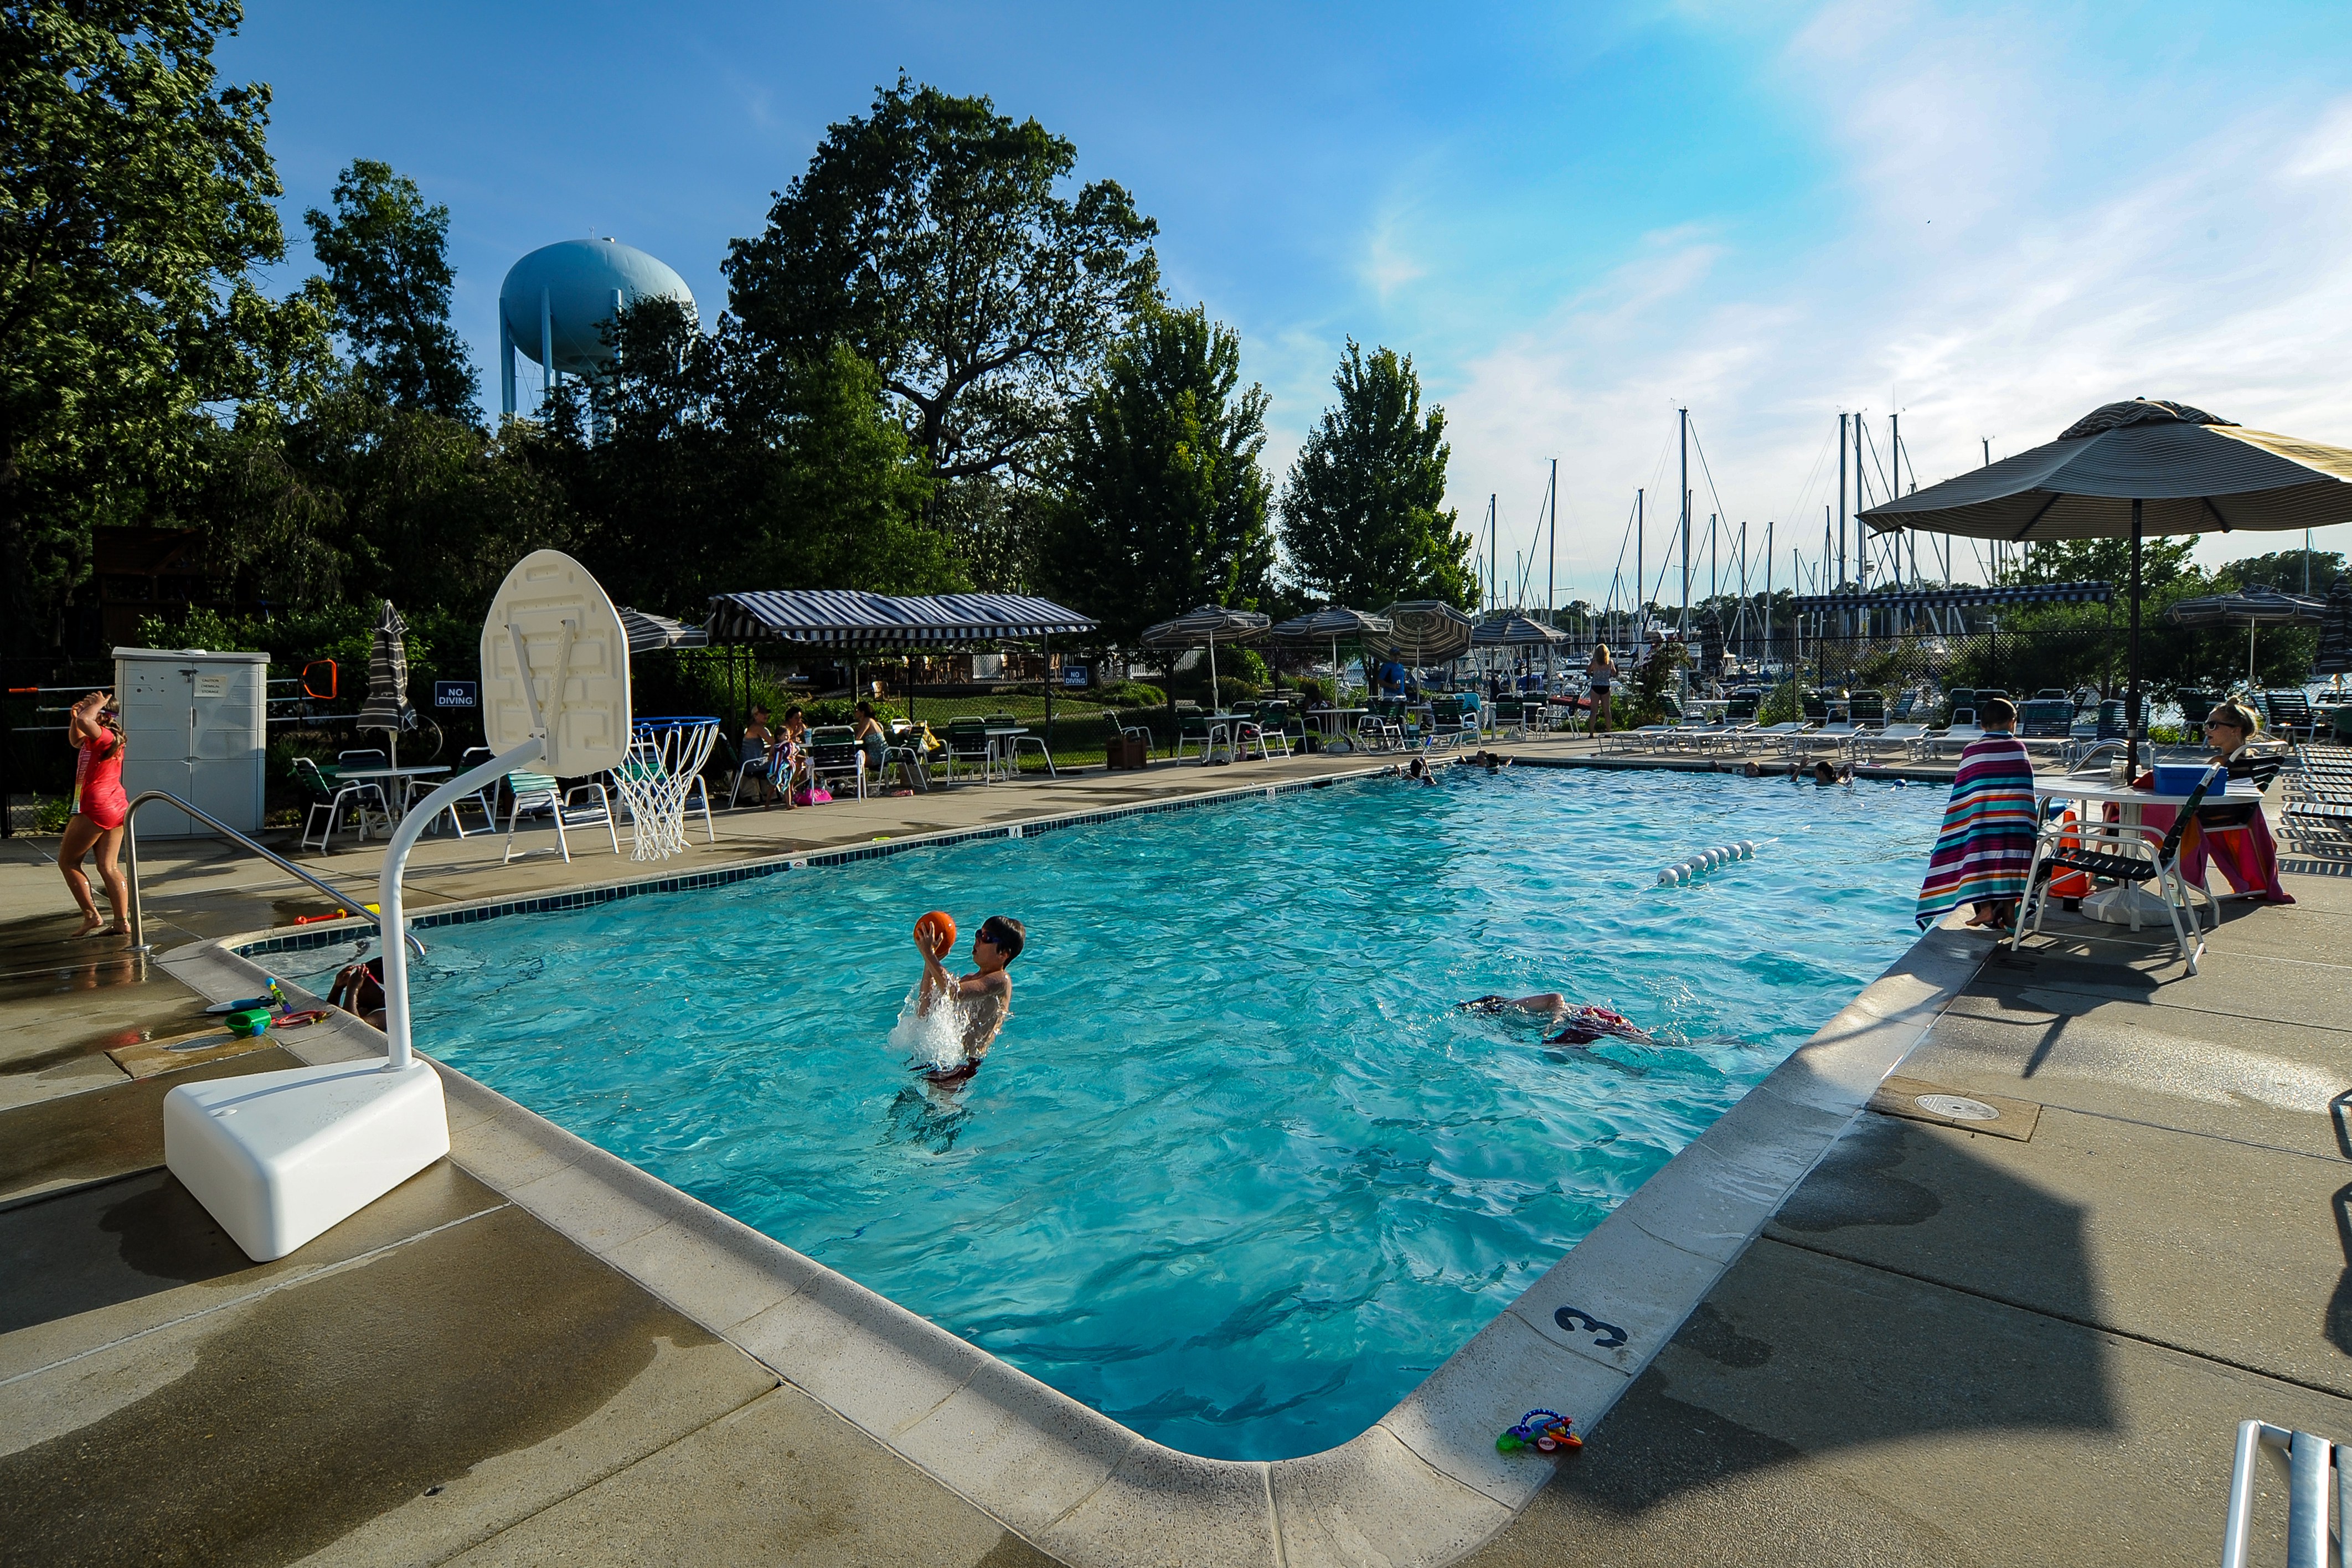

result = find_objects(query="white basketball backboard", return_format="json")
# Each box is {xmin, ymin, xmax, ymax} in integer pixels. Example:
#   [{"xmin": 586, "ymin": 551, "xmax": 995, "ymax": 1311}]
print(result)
[{"xmin": 481, "ymin": 550, "xmax": 631, "ymax": 776}]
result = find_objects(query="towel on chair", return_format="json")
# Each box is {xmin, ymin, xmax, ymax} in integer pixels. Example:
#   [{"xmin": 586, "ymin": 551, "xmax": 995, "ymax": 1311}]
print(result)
[{"xmin": 1915, "ymin": 733, "xmax": 2038, "ymax": 927}]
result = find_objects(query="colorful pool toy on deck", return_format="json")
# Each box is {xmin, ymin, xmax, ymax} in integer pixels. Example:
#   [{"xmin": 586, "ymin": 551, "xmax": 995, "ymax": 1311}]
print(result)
[{"xmin": 1498, "ymin": 1409, "xmax": 1582, "ymax": 1454}]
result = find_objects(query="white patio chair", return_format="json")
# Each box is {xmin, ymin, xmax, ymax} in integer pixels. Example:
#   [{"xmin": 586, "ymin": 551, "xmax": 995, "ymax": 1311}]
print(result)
[{"xmin": 501, "ymin": 770, "xmax": 620, "ymax": 864}]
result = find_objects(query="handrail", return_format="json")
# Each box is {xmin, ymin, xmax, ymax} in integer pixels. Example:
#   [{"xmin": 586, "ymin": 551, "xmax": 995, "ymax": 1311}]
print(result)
[{"xmin": 121, "ymin": 789, "xmax": 421, "ymax": 961}]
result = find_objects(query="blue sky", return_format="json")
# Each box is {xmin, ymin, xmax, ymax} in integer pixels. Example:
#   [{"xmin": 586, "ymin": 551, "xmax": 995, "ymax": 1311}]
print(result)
[{"xmin": 225, "ymin": 1, "xmax": 2352, "ymax": 605}]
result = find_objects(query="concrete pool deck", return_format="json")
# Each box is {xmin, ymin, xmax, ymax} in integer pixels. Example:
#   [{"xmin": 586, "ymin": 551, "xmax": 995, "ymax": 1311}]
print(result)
[{"xmin": 2, "ymin": 738, "xmax": 2343, "ymax": 1563}]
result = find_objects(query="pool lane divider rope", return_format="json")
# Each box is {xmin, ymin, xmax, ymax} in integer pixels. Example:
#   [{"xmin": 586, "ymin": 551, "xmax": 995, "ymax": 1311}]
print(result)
[{"xmin": 1657, "ymin": 840, "xmax": 1760, "ymax": 886}]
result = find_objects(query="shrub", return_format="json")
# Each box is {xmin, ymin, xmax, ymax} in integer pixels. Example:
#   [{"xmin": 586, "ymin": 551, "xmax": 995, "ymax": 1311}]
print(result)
[
  {"xmin": 1756, "ymin": 679, "xmax": 1799, "ymax": 726},
  {"xmin": 802, "ymin": 697, "xmax": 902, "ymax": 728},
  {"xmin": 1098, "ymin": 680, "xmax": 1165, "ymax": 708}
]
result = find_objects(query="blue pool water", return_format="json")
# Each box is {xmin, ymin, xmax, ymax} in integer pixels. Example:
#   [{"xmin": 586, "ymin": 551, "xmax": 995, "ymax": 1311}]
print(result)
[{"xmin": 277, "ymin": 768, "xmax": 1939, "ymax": 1459}]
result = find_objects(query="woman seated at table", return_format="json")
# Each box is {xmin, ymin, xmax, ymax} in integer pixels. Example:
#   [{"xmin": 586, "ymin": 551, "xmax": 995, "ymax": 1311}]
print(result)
[
  {"xmin": 854, "ymin": 701, "xmax": 926, "ymax": 792},
  {"xmin": 2140, "ymin": 699, "xmax": 2293, "ymax": 905}
]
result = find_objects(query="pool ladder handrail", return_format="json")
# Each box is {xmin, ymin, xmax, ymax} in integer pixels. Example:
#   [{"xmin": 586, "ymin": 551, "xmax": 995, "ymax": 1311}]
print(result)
[
  {"xmin": 2224, "ymin": 1418, "xmax": 2350, "ymax": 1568},
  {"xmin": 120, "ymin": 790, "xmax": 421, "ymax": 961}
]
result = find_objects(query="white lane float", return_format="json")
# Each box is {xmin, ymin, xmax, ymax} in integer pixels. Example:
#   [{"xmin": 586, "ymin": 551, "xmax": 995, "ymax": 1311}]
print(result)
[{"xmin": 1657, "ymin": 840, "xmax": 1757, "ymax": 885}]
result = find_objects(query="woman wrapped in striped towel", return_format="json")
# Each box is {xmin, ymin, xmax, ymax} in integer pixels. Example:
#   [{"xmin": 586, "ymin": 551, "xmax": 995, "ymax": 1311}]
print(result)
[{"xmin": 1915, "ymin": 696, "xmax": 2038, "ymax": 932}]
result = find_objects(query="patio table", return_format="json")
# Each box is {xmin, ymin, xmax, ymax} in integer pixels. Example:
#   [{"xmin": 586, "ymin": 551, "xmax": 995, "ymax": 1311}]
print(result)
[
  {"xmin": 321, "ymin": 764, "xmax": 450, "ymax": 824},
  {"xmin": 2033, "ymin": 770, "xmax": 2262, "ymax": 925}
]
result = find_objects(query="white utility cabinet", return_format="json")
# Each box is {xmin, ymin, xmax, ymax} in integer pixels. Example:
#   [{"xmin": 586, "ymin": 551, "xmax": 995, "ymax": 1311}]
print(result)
[{"xmin": 112, "ymin": 647, "xmax": 269, "ymax": 836}]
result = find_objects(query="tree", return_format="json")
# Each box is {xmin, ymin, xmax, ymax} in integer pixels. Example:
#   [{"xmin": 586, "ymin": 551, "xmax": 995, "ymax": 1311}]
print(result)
[
  {"xmin": 1038, "ymin": 303, "xmax": 1274, "ymax": 644},
  {"xmin": 552, "ymin": 298, "xmax": 953, "ymax": 611},
  {"xmin": 724, "ymin": 75, "xmax": 1159, "ymax": 492},
  {"xmin": 1, "ymin": 0, "xmax": 318, "ymax": 654},
  {"xmin": 1277, "ymin": 341, "xmax": 1472, "ymax": 610},
  {"xmin": 303, "ymin": 159, "xmax": 478, "ymax": 420}
]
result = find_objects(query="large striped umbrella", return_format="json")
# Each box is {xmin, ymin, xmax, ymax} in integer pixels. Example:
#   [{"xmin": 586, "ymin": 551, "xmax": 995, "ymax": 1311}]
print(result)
[
  {"xmin": 1140, "ymin": 605, "xmax": 1270, "ymax": 709},
  {"xmin": 356, "ymin": 600, "xmax": 408, "ymax": 761},
  {"xmin": 2316, "ymin": 575, "xmax": 2352, "ymax": 676},
  {"xmin": 1268, "ymin": 607, "xmax": 1393, "ymax": 711},
  {"xmin": 1470, "ymin": 611, "xmax": 1565, "ymax": 647},
  {"xmin": 1366, "ymin": 601, "xmax": 1476, "ymax": 667},
  {"xmin": 1863, "ymin": 398, "xmax": 2352, "ymax": 766},
  {"xmin": 2167, "ymin": 586, "xmax": 2325, "ymax": 685}
]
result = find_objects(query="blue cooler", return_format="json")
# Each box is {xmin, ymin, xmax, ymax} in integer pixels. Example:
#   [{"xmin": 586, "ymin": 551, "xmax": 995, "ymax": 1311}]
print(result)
[{"xmin": 2152, "ymin": 762, "xmax": 2214, "ymax": 797}]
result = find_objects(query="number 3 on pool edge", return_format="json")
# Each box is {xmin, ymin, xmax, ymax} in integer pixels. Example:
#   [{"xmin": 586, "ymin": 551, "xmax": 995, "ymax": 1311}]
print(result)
[{"xmin": 1555, "ymin": 1306, "xmax": 1628, "ymax": 1350}]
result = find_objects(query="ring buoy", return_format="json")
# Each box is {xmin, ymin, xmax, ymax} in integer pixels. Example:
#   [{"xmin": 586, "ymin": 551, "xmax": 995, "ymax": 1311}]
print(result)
[{"xmin": 2048, "ymin": 809, "xmax": 2091, "ymax": 900}]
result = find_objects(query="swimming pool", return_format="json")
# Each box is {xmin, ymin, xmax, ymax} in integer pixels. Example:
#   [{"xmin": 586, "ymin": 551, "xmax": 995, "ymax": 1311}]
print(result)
[{"xmin": 275, "ymin": 767, "xmax": 1939, "ymax": 1460}]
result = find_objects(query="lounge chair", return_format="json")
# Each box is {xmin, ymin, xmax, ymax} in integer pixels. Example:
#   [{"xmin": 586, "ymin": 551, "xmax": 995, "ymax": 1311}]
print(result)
[
  {"xmin": 2013, "ymin": 763, "xmax": 2220, "ymax": 973},
  {"xmin": 2266, "ymin": 689, "xmax": 2324, "ymax": 742},
  {"xmin": 1429, "ymin": 698, "xmax": 1477, "ymax": 750},
  {"xmin": 943, "ymin": 717, "xmax": 1000, "ymax": 783},
  {"xmin": 501, "ymin": 770, "xmax": 620, "ymax": 864},
  {"xmin": 807, "ymin": 726, "xmax": 866, "ymax": 800},
  {"xmin": 2016, "ymin": 699, "xmax": 2077, "ymax": 762},
  {"xmin": 1910, "ymin": 723, "xmax": 1984, "ymax": 762}
]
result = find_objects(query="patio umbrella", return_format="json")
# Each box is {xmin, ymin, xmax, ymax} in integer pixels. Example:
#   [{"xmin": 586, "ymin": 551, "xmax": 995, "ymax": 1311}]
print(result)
[
  {"xmin": 1268, "ymin": 607, "xmax": 1394, "ymax": 719},
  {"xmin": 1469, "ymin": 611, "xmax": 1566, "ymax": 648},
  {"xmin": 1861, "ymin": 398, "xmax": 2352, "ymax": 766},
  {"xmin": 616, "ymin": 606, "xmax": 710, "ymax": 652},
  {"xmin": 2165, "ymin": 586, "xmax": 2324, "ymax": 686},
  {"xmin": 2313, "ymin": 574, "xmax": 2352, "ymax": 677},
  {"xmin": 356, "ymin": 599, "xmax": 408, "ymax": 766},
  {"xmin": 1366, "ymin": 601, "xmax": 1477, "ymax": 672},
  {"xmin": 1139, "ymin": 605, "xmax": 1271, "ymax": 710}
]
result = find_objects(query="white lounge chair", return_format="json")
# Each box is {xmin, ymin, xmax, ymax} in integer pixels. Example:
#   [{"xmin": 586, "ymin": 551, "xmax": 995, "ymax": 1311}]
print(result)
[{"xmin": 502, "ymin": 770, "xmax": 620, "ymax": 864}]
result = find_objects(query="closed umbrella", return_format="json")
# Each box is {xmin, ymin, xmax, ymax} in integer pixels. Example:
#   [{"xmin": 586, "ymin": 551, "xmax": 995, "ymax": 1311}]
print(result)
[
  {"xmin": 1862, "ymin": 398, "xmax": 2352, "ymax": 766},
  {"xmin": 2312, "ymin": 574, "xmax": 2352, "ymax": 677},
  {"xmin": 1139, "ymin": 606, "xmax": 1271, "ymax": 713},
  {"xmin": 2165, "ymin": 586, "xmax": 2324, "ymax": 687},
  {"xmin": 357, "ymin": 599, "xmax": 408, "ymax": 767}
]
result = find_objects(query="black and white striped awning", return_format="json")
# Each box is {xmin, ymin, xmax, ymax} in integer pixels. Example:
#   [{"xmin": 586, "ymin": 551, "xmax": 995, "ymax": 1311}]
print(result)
[
  {"xmin": 1789, "ymin": 581, "xmax": 2112, "ymax": 612},
  {"xmin": 617, "ymin": 606, "xmax": 710, "ymax": 652},
  {"xmin": 706, "ymin": 591, "xmax": 1097, "ymax": 648}
]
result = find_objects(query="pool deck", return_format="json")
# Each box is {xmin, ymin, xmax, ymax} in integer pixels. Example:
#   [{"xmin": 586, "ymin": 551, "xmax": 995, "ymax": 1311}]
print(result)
[{"xmin": 3, "ymin": 735, "xmax": 2346, "ymax": 1564}]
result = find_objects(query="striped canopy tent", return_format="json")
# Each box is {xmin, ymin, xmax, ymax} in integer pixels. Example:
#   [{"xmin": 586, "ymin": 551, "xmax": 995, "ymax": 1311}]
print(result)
[
  {"xmin": 2317, "ymin": 575, "xmax": 2352, "ymax": 676},
  {"xmin": 1861, "ymin": 399, "xmax": 2352, "ymax": 765},
  {"xmin": 2167, "ymin": 586, "xmax": 2326, "ymax": 686},
  {"xmin": 1267, "ymin": 607, "xmax": 1393, "ymax": 705},
  {"xmin": 355, "ymin": 599, "xmax": 408, "ymax": 763},
  {"xmin": 705, "ymin": 590, "xmax": 1098, "ymax": 735},
  {"xmin": 1789, "ymin": 581, "xmax": 2112, "ymax": 612},
  {"xmin": 1365, "ymin": 601, "xmax": 1477, "ymax": 667},
  {"xmin": 617, "ymin": 606, "xmax": 710, "ymax": 652},
  {"xmin": 1140, "ymin": 605, "xmax": 1271, "ymax": 708}
]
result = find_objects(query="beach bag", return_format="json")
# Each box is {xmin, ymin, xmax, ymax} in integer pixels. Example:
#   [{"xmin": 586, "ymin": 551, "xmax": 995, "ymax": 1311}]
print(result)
[{"xmin": 792, "ymin": 785, "xmax": 832, "ymax": 806}]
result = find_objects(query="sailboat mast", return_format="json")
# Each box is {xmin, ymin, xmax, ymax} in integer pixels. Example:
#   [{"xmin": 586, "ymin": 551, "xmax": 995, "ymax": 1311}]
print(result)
[
  {"xmin": 1635, "ymin": 488, "xmax": 1644, "ymax": 639},
  {"xmin": 1547, "ymin": 458, "xmax": 1557, "ymax": 624},
  {"xmin": 1836, "ymin": 413, "xmax": 1848, "ymax": 589},
  {"xmin": 1678, "ymin": 407, "xmax": 1690, "ymax": 626}
]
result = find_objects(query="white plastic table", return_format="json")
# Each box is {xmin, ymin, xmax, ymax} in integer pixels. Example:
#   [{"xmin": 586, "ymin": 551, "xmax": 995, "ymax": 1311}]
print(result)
[
  {"xmin": 322, "ymin": 764, "xmax": 449, "ymax": 823},
  {"xmin": 2033, "ymin": 771, "xmax": 2261, "ymax": 925},
  {"xmin": 1307, "ymin": 707, "xmax": 1368, "ymax": 753}
]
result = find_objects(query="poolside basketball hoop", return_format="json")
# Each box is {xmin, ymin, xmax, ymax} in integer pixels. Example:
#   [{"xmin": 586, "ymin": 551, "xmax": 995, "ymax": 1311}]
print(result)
[{"xmin": 163, "ymin": 552, "xmax": 633, "ymax": 1262}]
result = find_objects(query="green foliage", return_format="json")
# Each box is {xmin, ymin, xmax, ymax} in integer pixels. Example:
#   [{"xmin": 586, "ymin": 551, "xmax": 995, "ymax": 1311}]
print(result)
[
  {"xmin": 1277, "ymin": 341, "xmax": 1472, "ymax": 610},
  {"xmin": 725, "ymin": 74, "xmax": 1160, "ymax": 489},
  {"xmin": 1621, "ymin": 643, "xmax": 1688, "ymax": 728},
  {"xmin": 1096, "ymin": 680, "xmax": 1164, "ymax": 708},
  {"xmin": 1757, "ymin": 679, "xmax": 1799, "ymax": 725},
  {"xmin": 2, "ymin": 0, "xmax": 330, "ymax": 656},
  {"xmin": 303, "ymin": 159, "xmax": 479, "ymax": 419},
  {"xmin": 1037, "ymin": 302, "xmax": 1275, "ymax": 643}
]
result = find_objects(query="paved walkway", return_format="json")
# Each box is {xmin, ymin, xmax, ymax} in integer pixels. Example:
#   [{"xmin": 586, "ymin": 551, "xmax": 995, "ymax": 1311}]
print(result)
[{"xmin": 3, "ymin": 739, "xmax": 2339, "ymax": 1564}]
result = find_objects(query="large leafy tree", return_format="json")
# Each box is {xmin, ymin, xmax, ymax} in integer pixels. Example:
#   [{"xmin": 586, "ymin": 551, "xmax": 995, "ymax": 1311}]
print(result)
[
  {"xmin": 303, "ymin": 158, "xmax": 479, "ymax": 420},
  {"xmin": 725, "ymin": 75, "xmax": 1159, "ymax": 492},
  {"xmin": 1038, "ymin": 302, "xmax": 1273, "ymax": 644},
  {"xmin": 1, "ymin": 0, "xmax": 319, "ymax": 654},
  {"xmin": 1277, "ymin": 341, "xmax": 1472, "ymax": 610},
  {"xmin": 551, "ymin": 298, "xmax": 953, "ymax": 611}
]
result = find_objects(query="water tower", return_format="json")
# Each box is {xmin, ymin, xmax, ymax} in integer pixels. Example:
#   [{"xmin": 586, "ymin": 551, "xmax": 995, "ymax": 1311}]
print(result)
[{"xmin": 498, "ymin": 238, "xmax": 696, "ymax": 417}]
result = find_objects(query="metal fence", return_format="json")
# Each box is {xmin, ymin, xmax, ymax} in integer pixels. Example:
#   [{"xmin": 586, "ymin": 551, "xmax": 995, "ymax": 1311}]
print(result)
[
  {"xmin": 3, "ymin": 656, "xmax": 116, "ymax": 835},
  {"xmin": 1801, "ymin": 626, "xmax": 2125, "ymax": 707}
]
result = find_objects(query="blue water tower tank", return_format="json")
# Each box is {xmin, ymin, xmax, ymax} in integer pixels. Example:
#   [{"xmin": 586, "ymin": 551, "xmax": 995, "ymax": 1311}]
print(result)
[{"xmin": 498, "ymin": 238, "xmax": 696, "ymax": 416}]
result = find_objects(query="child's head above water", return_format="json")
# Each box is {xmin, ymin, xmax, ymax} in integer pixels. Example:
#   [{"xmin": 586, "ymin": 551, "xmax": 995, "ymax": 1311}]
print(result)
[{"xmin": 974, "ymin": 914, "xmax": 1025, "ymax": 967}]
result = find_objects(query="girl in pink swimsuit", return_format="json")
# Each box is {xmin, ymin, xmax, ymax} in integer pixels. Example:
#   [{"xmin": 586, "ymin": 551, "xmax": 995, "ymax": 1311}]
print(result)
[{"xmin": 60, "ymin": 690, "xmax": 130, "ymax": 938}]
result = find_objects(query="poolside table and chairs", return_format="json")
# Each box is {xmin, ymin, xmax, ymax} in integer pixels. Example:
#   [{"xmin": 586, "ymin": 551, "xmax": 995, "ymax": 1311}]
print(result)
[{"xmin": 2029, "ymin": 767, "xmax": 2263, "ymax": 930}]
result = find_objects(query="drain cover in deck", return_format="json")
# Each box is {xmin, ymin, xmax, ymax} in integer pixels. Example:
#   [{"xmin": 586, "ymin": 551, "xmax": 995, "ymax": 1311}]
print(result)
[{"xmin": 1867, "ymin": 1075, "xmax": 2041, "ymax": 1141}]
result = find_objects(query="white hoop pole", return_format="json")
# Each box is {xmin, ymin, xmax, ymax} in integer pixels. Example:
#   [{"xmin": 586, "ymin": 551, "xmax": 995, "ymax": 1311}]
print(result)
[{"xmin": 376, "ymin": 737, "xmax": 543, "ymax": 1071}]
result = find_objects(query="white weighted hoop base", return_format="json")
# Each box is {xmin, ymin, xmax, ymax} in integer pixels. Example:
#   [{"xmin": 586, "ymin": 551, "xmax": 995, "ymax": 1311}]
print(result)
[{"xmin": 164, "ymin": 1059, "xmax": 448, "ymax": 1262}]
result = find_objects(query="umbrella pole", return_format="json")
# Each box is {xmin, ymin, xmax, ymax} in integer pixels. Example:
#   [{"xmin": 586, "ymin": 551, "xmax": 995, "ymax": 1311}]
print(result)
[
  {"xmin": 2248, "ymin": 618, "xmax": 2257, "ymax": 688},
  {"xmin": 2127, "ymin": 501, "xmax": 2144, "ymax": 773}
]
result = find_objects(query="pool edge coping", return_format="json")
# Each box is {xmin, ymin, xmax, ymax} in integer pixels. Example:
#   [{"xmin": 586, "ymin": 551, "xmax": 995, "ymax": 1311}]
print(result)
[{"xmin": 162, "ymin": 775, "xmax": 1987, "ymax": 1568}]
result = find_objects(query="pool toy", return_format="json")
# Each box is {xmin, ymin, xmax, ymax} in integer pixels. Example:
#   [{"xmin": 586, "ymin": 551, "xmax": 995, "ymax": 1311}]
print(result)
[
  {"xmin": 914, "ymin": 910, "xmax": 957, "ymax": 958},
  {"xmin": 1497, "ymin": 1409, "xmax": 1582, "ymax": 1454},
  {"xmin": 224, "ymin": 1007, "xmax": 274, "ymax": 1039}
]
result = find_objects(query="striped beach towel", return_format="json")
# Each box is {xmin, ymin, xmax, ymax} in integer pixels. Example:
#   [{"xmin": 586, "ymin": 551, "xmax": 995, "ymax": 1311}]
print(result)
[{"xmin": 1915, "ymin": 733, "xmax": 2038, "ymax": 927}]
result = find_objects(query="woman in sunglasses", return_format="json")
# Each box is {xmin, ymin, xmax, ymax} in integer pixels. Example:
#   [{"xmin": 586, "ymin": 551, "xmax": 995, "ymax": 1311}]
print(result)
[{"xmin": 2167, "ymin": 699, "xmax": 2293, "ymax": 904}]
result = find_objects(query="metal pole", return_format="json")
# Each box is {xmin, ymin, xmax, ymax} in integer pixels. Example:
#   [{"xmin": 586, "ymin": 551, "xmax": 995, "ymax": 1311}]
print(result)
[
  {"xmin": 1043, "ymin": 633, "xmax": 1053, "ymax": 756},
  {"xmin": 2127, "ymin": 500, "xmax": 2144, "ymax": 773},
  {"xmin": 1548, "ymin": 458, "xmax": 1557, "ymax": 624},
  {"xmin": 1837, "ymin": 414, "xmax": 1848, "ymax": 589},
  {"xmin": 1635, "ymin": 489, "xmax": 1644, "ymax": 635},
  {"xmin": 1679, "ymin": 408, "xmax": 1690, "ymax": 626},
  {"xmin": 379, "ymin": 739, "xmax": 543, "ymax": 1071}
]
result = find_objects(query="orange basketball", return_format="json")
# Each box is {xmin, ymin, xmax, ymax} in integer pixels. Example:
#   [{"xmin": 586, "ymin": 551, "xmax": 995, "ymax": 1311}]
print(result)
[{"xmin": 914, "ymin": 910, "xmax": 957, "ymax": 958}]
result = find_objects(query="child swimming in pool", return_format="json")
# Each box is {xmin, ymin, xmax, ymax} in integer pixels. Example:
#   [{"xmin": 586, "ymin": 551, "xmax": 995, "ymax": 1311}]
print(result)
[
  {"xmin": 1456, "ymin": 993, "xmax": 1656, "ymax": 1046},
  {"xmin": 914, "ymin": 914, "xmax": 1025, "ymax": 1086}
]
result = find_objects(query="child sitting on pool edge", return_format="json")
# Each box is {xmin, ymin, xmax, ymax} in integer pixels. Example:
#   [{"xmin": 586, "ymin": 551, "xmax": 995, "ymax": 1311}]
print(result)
[{"xmin": 915, "ymin": 914, "xmax": 1025, "ymax": 1086}]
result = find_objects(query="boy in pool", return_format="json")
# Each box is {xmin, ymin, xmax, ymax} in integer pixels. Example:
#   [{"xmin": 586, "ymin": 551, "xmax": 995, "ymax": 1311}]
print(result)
[{"xmin": 915, "ymin": 914, "xmax": 1025, "ymax": 1085}]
